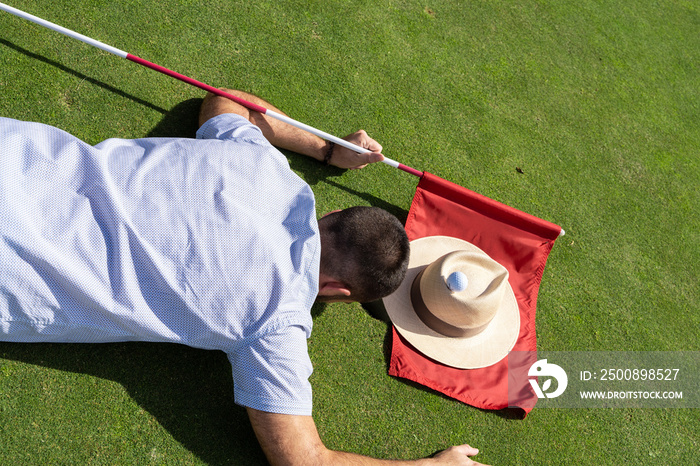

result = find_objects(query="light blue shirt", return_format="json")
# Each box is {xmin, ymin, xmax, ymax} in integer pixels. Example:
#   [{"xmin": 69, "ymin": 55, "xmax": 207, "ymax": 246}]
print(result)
[{"xmin": 0, "ymin": 114, "xmax": 320, "ymax": 415}]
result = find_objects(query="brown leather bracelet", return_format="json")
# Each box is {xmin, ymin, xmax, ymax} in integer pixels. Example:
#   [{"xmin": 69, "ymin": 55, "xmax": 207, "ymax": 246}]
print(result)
[{"xmin": 323, "ymin": 142, "xmax": 335, "ymax": 165}]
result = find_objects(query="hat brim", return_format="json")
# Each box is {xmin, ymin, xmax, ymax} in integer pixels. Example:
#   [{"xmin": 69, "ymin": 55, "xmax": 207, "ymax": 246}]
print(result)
[{"xmin": 383, "ymin": 236, "xmax": 520, "ymax": 369}]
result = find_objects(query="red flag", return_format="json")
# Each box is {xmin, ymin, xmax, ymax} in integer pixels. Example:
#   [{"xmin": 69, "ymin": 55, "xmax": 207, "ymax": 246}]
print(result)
[{"xmin": 388, "ymin": 172, "xmax": 562, "ymax": 417}]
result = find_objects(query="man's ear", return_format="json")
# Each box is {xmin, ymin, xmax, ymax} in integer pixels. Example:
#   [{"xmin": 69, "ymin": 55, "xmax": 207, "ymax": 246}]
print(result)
[
  {"xmin": 317, "ymin": 274, "xmax": 351, "ymax": 298},
  {"xmin": 320, "ymin": 209, "xmax": 342, "ymax": 219},
  {"xmin": 318, "ymin": 281, "xmax": 351, "ymax": 298}
]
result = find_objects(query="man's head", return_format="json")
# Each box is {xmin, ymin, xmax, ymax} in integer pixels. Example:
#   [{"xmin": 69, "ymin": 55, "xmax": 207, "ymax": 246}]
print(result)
[{"xmin": 316, "ymin": 206, "xmax": 410, "ymax": 303}]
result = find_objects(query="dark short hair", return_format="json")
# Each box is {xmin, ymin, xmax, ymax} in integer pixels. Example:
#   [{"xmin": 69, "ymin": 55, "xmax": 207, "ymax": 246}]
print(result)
[{"xmin": 319, "ymin": 206, "xmax": 410, "ymax": 303}]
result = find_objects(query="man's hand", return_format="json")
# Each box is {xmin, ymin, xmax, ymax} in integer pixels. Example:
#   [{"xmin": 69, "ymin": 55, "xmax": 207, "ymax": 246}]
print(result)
[
  {"xmin": 330, "ymin": 130, "xmax": 385, "ymax": 170},
  {"xmin": 430, "ymin": 445, "xmax": 490, "ymax": 466},
  {"xmin": 200, "ymin": 89, "xmax": 385, "ymax": 170},
  {"xmin": 246, "ymin": 408, "xmax": 490, "ymax": 465}
]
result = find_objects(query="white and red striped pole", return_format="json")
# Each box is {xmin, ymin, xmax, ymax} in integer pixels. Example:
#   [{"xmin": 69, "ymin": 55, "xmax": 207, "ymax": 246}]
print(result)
[{"xmin": 0, "ymin": 2, "xmax": 423, "ymax": 177}]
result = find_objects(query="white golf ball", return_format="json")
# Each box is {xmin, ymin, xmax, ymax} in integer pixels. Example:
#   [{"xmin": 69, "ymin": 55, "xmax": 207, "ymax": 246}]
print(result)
[{"xmin": 446, "ymin": 271, "xmax": 468, "ymax": 292}]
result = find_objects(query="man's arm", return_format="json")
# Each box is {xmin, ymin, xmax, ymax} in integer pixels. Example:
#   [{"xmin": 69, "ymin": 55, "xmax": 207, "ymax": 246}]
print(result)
[
  {"xmin": 199, "ymin": 89, "xmax": 384, "ymax": 169},
  {"xmin": 246, "ymin": 409, "xmax": 487, "ymax": 466}
]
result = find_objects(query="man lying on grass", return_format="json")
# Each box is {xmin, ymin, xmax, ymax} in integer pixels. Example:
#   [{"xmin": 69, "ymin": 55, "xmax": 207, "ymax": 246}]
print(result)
[{"xmin": 0, "ymin": 89, "xmax": 487, "ymax": 465}]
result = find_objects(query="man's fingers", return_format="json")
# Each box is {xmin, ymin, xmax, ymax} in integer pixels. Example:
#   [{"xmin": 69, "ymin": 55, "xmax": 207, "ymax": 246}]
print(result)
[
  {"xmin": 366, "ymin": 151, "xmax": 384, "ymax": 164},
  {"xmin": 348, "ymin": 152, "xmax": 384, "ymax": 170},
  {"xmin": 344, "ymin": 130, "xmax": 383, "ymax": 153},
  {"xmin": 432, "ymin": 444, "xmax": 490, "ymax": 465},
  {"xmin": 366, "ymin": 139, "xmax": 383, "ymax": 154},
  {"xmin": 438, "ymin": 444, "xmax": 478, "ymax": 457},
  {"xmin": 452, "ymin": 444, "xmax": 479, "ymax": 456},
  {"xmin": 336, "ymin": 130, "xmax": 385, "ymax": 169}
]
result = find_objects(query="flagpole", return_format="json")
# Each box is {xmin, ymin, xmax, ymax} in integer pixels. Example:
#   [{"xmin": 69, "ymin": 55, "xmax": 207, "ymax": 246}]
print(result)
[{"xmin": 0, "ymin": 1, "xmax": 423, "ymax": 177}]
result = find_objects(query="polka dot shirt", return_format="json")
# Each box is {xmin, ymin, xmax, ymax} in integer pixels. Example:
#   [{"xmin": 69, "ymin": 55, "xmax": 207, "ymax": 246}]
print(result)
[{"xmin": 0, "ymin": 114, "xmax": 320, "ymax": 415}]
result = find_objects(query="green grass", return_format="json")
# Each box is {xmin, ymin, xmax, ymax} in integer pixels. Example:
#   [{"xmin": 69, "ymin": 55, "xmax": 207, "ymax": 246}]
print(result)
[{"xmin": 1, "ymin": 0, "xmax": 699, "ymax": 464}]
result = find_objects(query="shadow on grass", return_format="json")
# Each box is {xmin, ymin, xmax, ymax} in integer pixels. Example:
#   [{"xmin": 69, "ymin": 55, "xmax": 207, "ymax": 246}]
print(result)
[
  {"xmin": 0, "ymin": 39, "xmax": 168, "ymax": 115},
  {"xmin": 146, "ymin": 98, "xmax": 203, "ymax": 138},
  {"xmin": 0, "ymin": 341, "xmax": 267, "ymax": 465}
]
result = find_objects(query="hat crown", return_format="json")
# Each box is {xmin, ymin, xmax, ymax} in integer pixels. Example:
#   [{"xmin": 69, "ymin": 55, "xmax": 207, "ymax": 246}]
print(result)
[
  {"xmin": 419, "ymin": 251, "xmax": 509, "ymax": 332},
  {"xmin": 383, "ymin": 235, "xmax": 520, "ymax": 369}
]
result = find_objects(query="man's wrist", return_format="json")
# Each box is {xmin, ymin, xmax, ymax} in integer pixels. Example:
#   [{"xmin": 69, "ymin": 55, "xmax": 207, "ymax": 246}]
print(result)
[{"xmin": 323, "ymin": 141, "xmax": 335, "ymax": 165}]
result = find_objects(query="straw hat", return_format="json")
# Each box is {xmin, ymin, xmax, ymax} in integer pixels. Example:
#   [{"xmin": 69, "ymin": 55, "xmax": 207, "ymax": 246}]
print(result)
[{"xmin": 383, "ymin": 236, "xmax": 520, "ymax": 369}]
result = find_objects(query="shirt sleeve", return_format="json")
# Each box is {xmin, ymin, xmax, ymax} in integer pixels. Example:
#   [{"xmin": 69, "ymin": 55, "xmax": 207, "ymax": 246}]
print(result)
[
  {"xmin": 196, "ymin": 113, "xmax": 271, "ymax": 144},
  {"xmin": 228, "ymin": 324, "xmax": 314, "ymax": 416}
]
